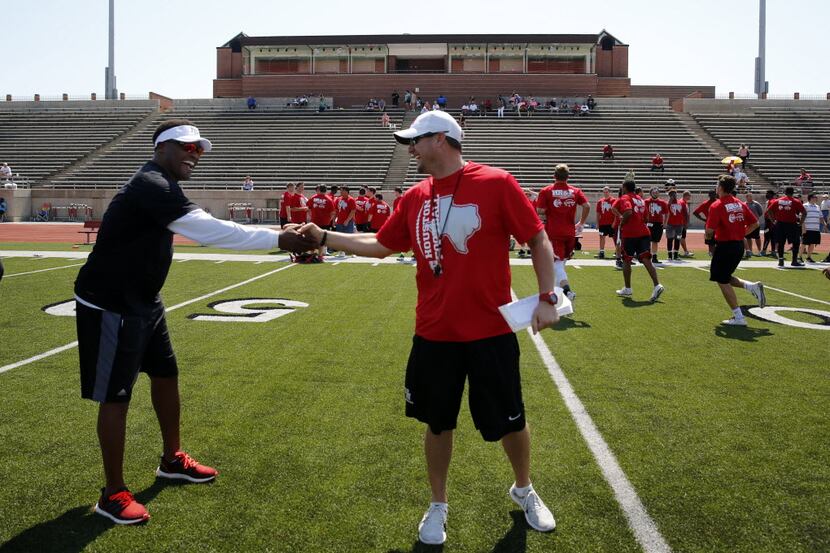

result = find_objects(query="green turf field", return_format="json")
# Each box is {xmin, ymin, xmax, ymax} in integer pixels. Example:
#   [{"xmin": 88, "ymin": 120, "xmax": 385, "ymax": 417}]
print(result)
[{"xmin": 1, "ymin": 252, "xmax": 828, "ymax": 552}]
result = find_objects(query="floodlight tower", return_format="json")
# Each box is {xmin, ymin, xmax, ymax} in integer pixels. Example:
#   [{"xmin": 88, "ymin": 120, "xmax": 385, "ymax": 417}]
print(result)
[
  {"xmin": 754, "ymin": 0, "xmax": 768, "ymax": 98},
  {"xmin": 105, "ymin": 0, "xmax": 118, "ymax": 99}
]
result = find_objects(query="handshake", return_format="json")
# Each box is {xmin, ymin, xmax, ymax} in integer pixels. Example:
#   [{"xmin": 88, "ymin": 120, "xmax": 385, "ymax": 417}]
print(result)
[{"xmin": 279, "ymin": 223, "xmax": 328, "ymax": 253}]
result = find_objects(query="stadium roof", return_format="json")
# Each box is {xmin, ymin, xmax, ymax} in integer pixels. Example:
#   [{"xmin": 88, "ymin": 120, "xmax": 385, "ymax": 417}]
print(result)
[{"xmin": 221, "ymin": 31, "xmax": 626, "ymax": 48}]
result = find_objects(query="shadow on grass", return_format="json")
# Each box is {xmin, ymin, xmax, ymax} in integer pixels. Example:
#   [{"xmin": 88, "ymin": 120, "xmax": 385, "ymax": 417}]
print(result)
[
  {"xmin": 386, "ymin": 511, "xmax": 533, "ymax": 553},
  {"xmin": 387, "ymin": 541, "xmax": 444, "ymax": 553},
  {"xmin": 552, "ymin": 318, "xmax": 592, "ymax": 331},
  {"xmin": 0, "ymin": 480, "xmax": 178, "ymax": 553},
  {"xmin": 621, "ymin": 297, "xmax": 655, "ymax": 308},
  {"xmin": 714, "ymin": 325, "xmax": 774, "ymax": 342}
]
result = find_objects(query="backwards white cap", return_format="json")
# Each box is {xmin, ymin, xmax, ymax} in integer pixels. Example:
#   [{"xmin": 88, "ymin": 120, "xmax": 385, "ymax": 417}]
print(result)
[
  {"xmin": 154, "ymin": 125, "xmax": 212, "ymax": 152},
  {"xmin": 393, "ymin": 110, "xmax": 464, "ymax": 145}
]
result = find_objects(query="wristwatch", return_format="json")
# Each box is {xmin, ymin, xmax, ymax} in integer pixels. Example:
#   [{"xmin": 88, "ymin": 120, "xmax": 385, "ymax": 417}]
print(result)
[{"xmin": 539, "ymin": 291, "xmax": 558, "ymax": 306}]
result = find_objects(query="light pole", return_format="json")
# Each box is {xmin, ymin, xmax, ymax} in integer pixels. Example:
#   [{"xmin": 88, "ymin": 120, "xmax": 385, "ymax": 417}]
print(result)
[
  {"xmin": 105, "ymin": 0, "xmax": 118, "ymax": 99},
  {"xmin": 754, "ymin": 0, "xmax": 767, "ymax": 98}
]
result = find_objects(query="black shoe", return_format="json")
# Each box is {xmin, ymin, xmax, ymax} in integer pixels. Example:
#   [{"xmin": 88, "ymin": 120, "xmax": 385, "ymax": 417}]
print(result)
[
  {"xmin": 791, "ymin": 260, "xmax": 805, "ymax": 267},
  {"xmin": 597, "ymin": 251, "xmax": 605, "ymax": 259},
  {"xmin": 778, "ymin": 259, "xmax": 784, "ymax": 267},
  {"xmin": 807, "ymin": 257, "xmax": 816, "ymax": 263}
]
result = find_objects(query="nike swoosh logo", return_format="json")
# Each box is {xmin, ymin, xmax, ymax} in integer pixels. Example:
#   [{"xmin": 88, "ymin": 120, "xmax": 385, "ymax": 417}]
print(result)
[{"xmin": 508, "ymin": 413, "xmax": 522, "ymax": 421}]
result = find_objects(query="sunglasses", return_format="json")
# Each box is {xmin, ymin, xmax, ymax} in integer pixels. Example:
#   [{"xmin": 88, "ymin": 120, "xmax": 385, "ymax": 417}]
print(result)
[
  {"xmin": 173, "ymin": 141, "xmax": 204, "ymax": 155},
  {"xmin": 410, "ymin": 132, "xmax": 443, "ymax": 146}
]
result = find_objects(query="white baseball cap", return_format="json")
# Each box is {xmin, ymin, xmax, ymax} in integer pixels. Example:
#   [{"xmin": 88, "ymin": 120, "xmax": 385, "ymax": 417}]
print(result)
[
  {"xmin": 394, "ymin": 111, "xmax": 464, "ymax": 145},
  {"xmin": 154, "ymin": 124, "xmax": 212, "ymax": 152}
]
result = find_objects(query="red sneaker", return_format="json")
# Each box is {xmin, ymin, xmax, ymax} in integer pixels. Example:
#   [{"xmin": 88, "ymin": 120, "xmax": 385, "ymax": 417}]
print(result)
[
  {"xmin": 94, "ymin": 488, "xmax": 150, "ymax": 525},
  {"xmin": 155, "ymin": 451, "xmax": 218, "ymax": 483}
]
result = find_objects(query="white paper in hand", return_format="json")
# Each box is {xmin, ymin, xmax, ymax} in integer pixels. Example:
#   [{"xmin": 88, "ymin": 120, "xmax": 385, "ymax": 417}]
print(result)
[{"xmin": 498, "ymin": 287, "xmax": 573, "ymax": 332}]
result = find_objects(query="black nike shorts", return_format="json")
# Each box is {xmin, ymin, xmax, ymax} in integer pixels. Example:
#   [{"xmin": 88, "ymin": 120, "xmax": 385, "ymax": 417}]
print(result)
[
  {"xmin": 77, "ymin": 302, "xmax": 178, "ymax": 403},
  {"xmin": 648, "ymin": 222, "xmax": 664, "ymax": 242},
  {"xmin": 710, "ymin": 241, "xmax": 744, "ymax": 284},
  {"xmin": 404, "ymin": 333, "xmax": 525, "ymax": 442}
]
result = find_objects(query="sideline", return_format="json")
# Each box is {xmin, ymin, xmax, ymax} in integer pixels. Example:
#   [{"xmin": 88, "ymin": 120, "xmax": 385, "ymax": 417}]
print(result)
[
  {"xmin": 0, "ymin": 264, "xmax": 296, "ymax": 376},
  {"xmin": 3, "ymin": 263, "xmax": 84, "ymax": 278},
  {"xmin": 517, "ymin": 291, "xmax": 672, "ymax": 553}
]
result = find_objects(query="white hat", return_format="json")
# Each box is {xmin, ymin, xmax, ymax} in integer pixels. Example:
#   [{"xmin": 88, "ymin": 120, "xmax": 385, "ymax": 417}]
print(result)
[
  {"xmin": 394, "ymin": 110, "xmax": 464, "ymax": 145},
  {"xmin": 666, "ymin": 178, "xmax": 675, "ymax": 184},
  {"xmin": 154, "ymin": 124, "xmax": 212, "ymax": 152}
]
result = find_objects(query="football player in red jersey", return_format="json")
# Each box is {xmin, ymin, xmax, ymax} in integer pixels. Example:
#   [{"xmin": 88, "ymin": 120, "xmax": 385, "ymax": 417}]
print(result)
[
  {"xmin": 612, "ymin": 178, "xmax": 664, "ymax": 301},
  {"xmin": 766, "ymin": 186, "xmax": 806, "ymax": 267},
  {"xmin": 298, "ymin": 110, "xmax": 558, "ymax": 544},
  {"xmin": 644, "ymin": 188, "xmax": 669, "ymax": 263},
  {"xmin": 595, "ymin": 186, "xmax": 616, "ymax": 259},
  {"xmin": 536, "ymin": 164, "xmax": 589, "ymax": 304},
  {"xmin": 705, "ymin": 175, "xmax": 766, "ymax": 325}
]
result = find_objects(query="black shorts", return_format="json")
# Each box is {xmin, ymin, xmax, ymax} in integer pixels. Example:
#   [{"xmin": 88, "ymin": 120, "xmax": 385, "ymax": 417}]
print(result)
[
  {"xmin": 356, "ymin": 222, "xmax": 371, "ymax": 233},
  {"xmin": 803, "ymin": 230, "xmax": 821, "ymax": 245},
  {"xmin": 746, "ymin": 226, "xmax": 761, "ymax": 240},
  {"xmin": 279, "ymin": 217, "xmax": 288, "ymax": 227},
  {"xmin": 710, "ymin": 241, "xmax": 744, "ymax": 284},
  {"xmin": 404, "ymin": 333, "xmax": 525, "ymax": 442},
  {"xmin": 775, "ymin": 222, "xmax": 801, "ymax": 245},
  {"xmin": 648, "ymin": 222, "xmax": 664, "ymax": 242},
  {"xmin": 681, "ymin": 226, "xmax": 688, "ymax": 239},
  {"xmin": 77, "ymin": 302, "xmax": 178, "ymax": 403},
  {"xmin": 622, "ymin": 235, "xmax": 652, "ymax": 261},
  {"xmin": 599, "ymin": 224, "xmax": 615, "ymax": 237},
  {"xmin": 705, "ymin": 237, "xmax": 716, "ymax": 246}
]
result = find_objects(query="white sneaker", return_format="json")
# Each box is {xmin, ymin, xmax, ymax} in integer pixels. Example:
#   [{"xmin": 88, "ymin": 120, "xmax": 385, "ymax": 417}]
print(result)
[
  {"xmin": 336, "ymin": 251, "xmax": 346, "ymax": 258},
  {"xmin": 750, "ymin": 282, "xmax": 766, "ymax": 308},
  {"xmin": 650, "ymin": 284, "xmax": 665, "ymax": 302},
  {"xmin": 722, "ymin": 317, "xmax": 747, "ymax": 326},
  {"xmin": 418, "ymin": 502, "xmax": 448, "ymax": 545},
  {"xmin": 509, "ymin": 484, "xmax": 556, "ymax": 532},
  {"xmin": 616, "ymin": 287, "xmax": 632, "ymax": 297},
  {"xmin": 565, "ymin": 290, "xmax": 576, "ymax": 303}
]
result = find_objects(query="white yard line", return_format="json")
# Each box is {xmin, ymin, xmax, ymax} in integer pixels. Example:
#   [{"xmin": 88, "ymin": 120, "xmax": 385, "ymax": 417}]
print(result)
[
  {"xmin": 3, "ymin": 263, "xmax": 84, "ymax": 278},
  {"xmin": 0, "ymin": 264, "xmax": 296, "ymax": 376},
  {"xmin": 517, "ymin": 289, "xmax": 672, "ymax": 553},
  {"xmin": 692, "ymin": 266, "xmax": 830, "ymax": 306}
]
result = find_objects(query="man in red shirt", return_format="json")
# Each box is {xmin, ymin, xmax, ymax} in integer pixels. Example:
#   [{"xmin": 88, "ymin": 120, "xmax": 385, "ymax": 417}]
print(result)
[
  {"xmin": 644, "ymin": 188, "xmax": 669, "ymax": 263},
  {"xmin": 354, "ymin": 188, "xmax": 372, "ymax": 232},
  {"xmin": 392, "ymin": 187, "xmax": 404, "ymax": 211},
  {"xmin": 602, "ymin": 144, "xmax": 614, "ymax": 160},
  {"xmin": 298, "ymin": 110, "xmax": 558, "ymax": 544},
  {"xmin": 595, "ymin": 186, "xmax": 616, "ymax": 259},
  {"xmin": 287, "ymin": 182, "xmax": 309, "ymax": 225},
  {"xmin": 651, "ymin": 153, "xmax": 664, "ymax": 173},
  {"xmin": 368, "ymin": 193, "xmax": 391, "ymax": 231},
  {"xmin": 705, "ymin": 175, "xmax": 766, "ymax": 325},
  {"xmin": 279, "ymin": 182, "xmax": 295, "ymax": 228},
  {"xmin": 536, "ymin": 164, "xmax": 588, "ymax": 304},
  {"xmin": 665, "ymin": 190, "xmax": 688, "ymax": 261},
  {"xmin": 309, "ymin": 184, "xmax": 336, "ymax": 258},
  {"xmin": 767, "ymin": 186, "xmax": 806, "ymax": 267},
  {"xmin": 335, "ymin": 186, "xmax": 356, "ymax": 234},
  {"xmin": 611, "ymin": 179, "xmax": 664, "ymax": 301},
  {"xmin": 693, "ymin": 190, "xmax": 718, "ymax": 255}
]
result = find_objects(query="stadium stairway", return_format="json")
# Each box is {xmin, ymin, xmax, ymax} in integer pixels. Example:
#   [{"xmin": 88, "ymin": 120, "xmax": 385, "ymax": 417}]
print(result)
[{"xmin": 382, "ymin": 110, "xmax": 419, "ymax": 188}]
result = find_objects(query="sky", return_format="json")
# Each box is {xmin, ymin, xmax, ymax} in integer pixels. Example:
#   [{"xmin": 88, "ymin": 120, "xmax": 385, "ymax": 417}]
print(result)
[{"xmin": 2, "ymin": 0, "xmax": 828, "ymax": 100}]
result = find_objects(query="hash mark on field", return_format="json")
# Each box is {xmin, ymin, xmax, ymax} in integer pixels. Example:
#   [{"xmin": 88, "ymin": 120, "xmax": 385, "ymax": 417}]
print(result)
[
  {"xmin": 215, "ymin": 260, "xmax": 226, "ymax": 264},
  {"xmin": 516, "ymin": 291, "xmax": 672, "ymax": 553},
  {"xmin": 3, "ymin": 263, "xmax": 84, "ymax": 278},
  {"xmin": 177, "ymin": 259, "xmax": 189, "ymax": 263}
]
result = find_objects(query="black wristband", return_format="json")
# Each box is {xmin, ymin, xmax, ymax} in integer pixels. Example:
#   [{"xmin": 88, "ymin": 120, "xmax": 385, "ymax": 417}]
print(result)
[{"xmin": 321, "ymin": 230, "xmax": 328, "ymax": 246}]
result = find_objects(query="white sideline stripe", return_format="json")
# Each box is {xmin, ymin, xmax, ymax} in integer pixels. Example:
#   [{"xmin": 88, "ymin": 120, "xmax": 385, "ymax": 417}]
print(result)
[
  {"xmin": 3, "ymin": 263, "xmax": 84, "ymax": 278},
  {"xmin": 0, "ymin": 264, "xmax": 296, "ymax": 376},
  {"xmin": 692, "ymin": 266, "xmax": 830, "ymax": 306},
  {"xmin": 516, "ymin": 290, "xmax": 672, "ymax": 553}
]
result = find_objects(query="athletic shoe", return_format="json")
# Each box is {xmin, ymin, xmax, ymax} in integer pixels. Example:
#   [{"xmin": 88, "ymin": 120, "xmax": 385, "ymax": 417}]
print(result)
[
  {"xmin": 156, "ymin": 451, "xmax": 218, "ymax": 483},
  {"xmin": 744, "ymin": 251, "xmax": 752, "ymax": 259},
  {"xmin": 807, "ymin": 257, "xmax": 816, "ymax": 263},
  {"xmin": 750, "ymin": 282, "xmax": 766, "ymax": 308},
  {"xmin": 616, "ymin": 287, "xmax": 632, "ymax": 297},
  {"xmin": 336, "ymin": 251, "xmax": 346, "ymax": 258},
  {"xmin": 753, "ymin": 252, "xmax": 764, "ymax": 257},
  {"xmin": 791, "ymin": 260, "xmax": 805, "ymax": 267},
  {"xmin": 778, "ymin": 259, "xmax": 784, "ymax": 268},
  {"xmin": 518, "ymin": 250, "xmax": 526, "ymax": 259},
  {"xmin": 722, "ymin": 317, "xmax": 747, "ymax": 326},
  {"xmin": 596, "ymin": 251, "xmax": 606, "ymax": 259},
  {"xmin": 565, "ymin": 290, "xmax": 576, "ymax": 304},
  {"xmin": 418, "ymin": 502, "xmax": 448, "ymax": 545},
  {"xmin": 94, "ymin": 488, "xmax": 149, "ymax": 525},
  {"xmin": 615, "ymin": 259, "xmax": 623, "ymax": 270},
  {"xmin": 509, "ymin": 484, "xmax": 556, "ymax": 532},
  {"xmin": 649, "ymin": 284, "xmax": 665, "ymax": 302},
  {"xmin": 397, "ymin": 253, "xmax": 405, "ymax": 262},
  {"xmin": 681, "ymin": 251, "xmax": 694, "ymax": 257}
]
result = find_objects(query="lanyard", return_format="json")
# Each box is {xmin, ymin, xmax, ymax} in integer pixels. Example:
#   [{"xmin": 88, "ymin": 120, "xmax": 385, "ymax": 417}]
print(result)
[{"xmin": 429, "ymin": 164, "xmax": 465, "ymax": 277}]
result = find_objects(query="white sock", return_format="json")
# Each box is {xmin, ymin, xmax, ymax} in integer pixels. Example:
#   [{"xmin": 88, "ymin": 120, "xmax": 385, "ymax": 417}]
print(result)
[
  {"xmin": 732, "ymin": 307, "xmax": 744, "ymax": 319},
  {"xmin": 513, "ymin": 483, "xmax": 533, "ymax": 497},
  {"xmin": 742, "ymin": 281, "xmax": 752, "ymax": 290}
]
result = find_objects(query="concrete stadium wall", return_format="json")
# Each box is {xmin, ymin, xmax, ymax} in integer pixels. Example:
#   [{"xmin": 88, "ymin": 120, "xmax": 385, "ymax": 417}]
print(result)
[
  {"xmin": 684, "ymin": 98, "xmax": 830, "ymax": 113},
  {"xmin": 0, "ymin": 100, "xmax": 159, "ymax": 110}
]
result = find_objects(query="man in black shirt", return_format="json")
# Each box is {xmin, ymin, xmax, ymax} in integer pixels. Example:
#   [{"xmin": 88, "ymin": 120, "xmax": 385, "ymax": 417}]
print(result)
[{"xmin": 75, "ymin": 119, "xmax": 314, "ymax": 524}]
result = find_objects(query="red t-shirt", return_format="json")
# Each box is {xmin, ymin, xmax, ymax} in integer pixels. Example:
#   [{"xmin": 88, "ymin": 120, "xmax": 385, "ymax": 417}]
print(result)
[
  {"xmin": 603, "ymin": 145, "xmax": 613, "ymax": 155},
  {"xmin": 767, "ymin": 196, "xmax": 805, "ymax": 224},
  {"xmin": 613, "ymin": 193, "xmax": 649, "ymax": 238},
  {"xmin": 288, "ymin": 192, "xmax": 308, "ymax": 224},
  {"xmin": 354, "ymin": 195, "xmax": 371, "ymax": 224},
  {"xmin": 536, "ymin": 181, "xmax": 588, "ymax": 239},
  {"xmin": 369, "ymin": 200, "xmax": 391, "ymax": 230},
  {"xmin": 279, "ymin": 191, "xmax": 294, "ymax": 218},
  {"xmin": 376, "ymin": 162, "xmax": 543, "ymax": 342},
  {"xmin": 596, "ymin": 197, "xmax": 616, "ymax": 226},
  {"xmin": 309, "ymin": 193, "xmax": 335, "ymax": 226},
  {"xmin": 335, "ymin": 195, "xmax": 356, "ymax": 225},
  {"xmin": 645, "ymin": 198, "xmax": 669, "ymax": 223},
  {"xmin": 693, "ymin": 199, "xmax": 715, "ymax": 219},
  {"xmin": 393, "ymin": 196, "xmax": 402, "ymax": 211},
  {"xmin": 652, "ymin": 155, "xmax": 664, "ymax": 167},
  {"xmin": 667, "ymin": 200, "xmax": 688, "ymax": 226},
  {"xmin": 706, "ymin": 195, "xmax": 758, "ymax": 241}
]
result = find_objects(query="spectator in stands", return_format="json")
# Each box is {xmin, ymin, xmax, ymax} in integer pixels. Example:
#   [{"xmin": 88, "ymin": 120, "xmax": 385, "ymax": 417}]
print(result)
[
  {"xmin": 738, "ymin": 144, "xmax": 750, "ymax": 165},
  {"xmin": 497, "ymin": 95, "xmax": 507, "ymax": 118},
  {"xmin": 457, "ymin": 112, "xmax": 467, "ymax": 129},
  {"xmin": 795, "ymin": 168, "xmax": 813, "ymax": 192},
  {"xmin": 381, "ymin": 112, "xmax": 391, "ymax": 128},
  {"xmin": 436, "ymin": 94, "xmax": 447, "ymax": 109},
  {"xmin": 242, "ymin": 176, "xmax": 254, "ymax": 191},
  {"xmin": 366, "ymin": 98, "xmax": 378, "ymax": 111},
  {"xmin": 298, "ymin": 95, "xmax": 309, "ymax": 107},
  {"xmin": 391, "ymin": 91, "xmax": 400, "ymax": 107},
  {"xmin": 602, "ymin": 144, "xmax": 614, "ymax": 160},
  {"xmin": 560, "ymin": 98, "xmax": 569, "ymax": 112},
  {"xmin": 548, "ymin": 99, "xmax": 559, "ymax": 114},
  {"xmin": 579, "ymin": 104, "xmax": 590, "ymax": 116},
  {"xmin": 734, "ymin": 167, "xmax": 750, "ymax": 190},
  {"xmin": 368, "ymin": 193, "xmax": 391, "ymax": 232},
  {"xmin": 246, "ymin": 96, "xmax": 257, "ymax": 110},
  {"xmin": 468, "ymin": 99, "xmax": 479, "ymax": 115},
  {"xmin": 571, "ymin": 103, "xmax": 580, "ymax": 116},
  {"xmin": 392, "ymin": 187, "xmax": 403, "ymax": 211},
  {"xmin": 651, "ymin": 153, "xmax": 665, "ymax": 173},
  {"xmin": 0, "ymin": 197, "xmax": 6, "ymax": 222},
  {"xmin": 73, "ymin": 118, "xmax": 316, "ymax": 525},
  {"xmin": 801, "ymin": 193, "xmax": 826, "ymax": 263},
  {"xmin": 420, "ymin": 101, "xmax": 430, "ymax": 114},
  {"xmin": 318, "ymin": 95, "xmax": 329, "ymax": 112},
  {"xmin": 586, "ymin": 95, "xmax": 596, "ymax": 110},
  {"xmin": 460, "ymin": 102, "xmax": 471, "ymax": 116},
  {"xmin": 821, "ymin": 194, "xmax": 830, "ymax": 233},
  {"xmin": 482, "ymin": 98, "xmax": 492, "ymax": 115},
  {"xmin": 744, "ymin": 192, "xmax": 764, "ymax": 257},
  {"xmin": 0, "ymin": 163, "xmax": 12, "ymax": 181},
  {"xmin": 279, "ymin": 182, "xmax": 296, "ymax": 228},
  {"xmin": 404, "ymin": 90, "xmax": 413, "ymax": 110},
  {"xmin": 378, "ymin": 98, "xmax": 386, "ymax": 112},
  {"xmin": 288, "ymin": 182, "xmax": 309, "ymax": 224}
]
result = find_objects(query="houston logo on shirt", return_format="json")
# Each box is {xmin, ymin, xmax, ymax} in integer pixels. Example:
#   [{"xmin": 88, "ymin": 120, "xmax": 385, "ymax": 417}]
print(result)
[{"xmin": 416, "ymin": 195, "xmax": 481, "ymax": 257}]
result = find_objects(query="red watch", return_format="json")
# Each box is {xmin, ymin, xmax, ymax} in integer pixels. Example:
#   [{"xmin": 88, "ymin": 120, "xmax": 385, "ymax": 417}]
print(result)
[{"xmin": 539, "ymin": 291, "xmax": 558, "ymax": 306}]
